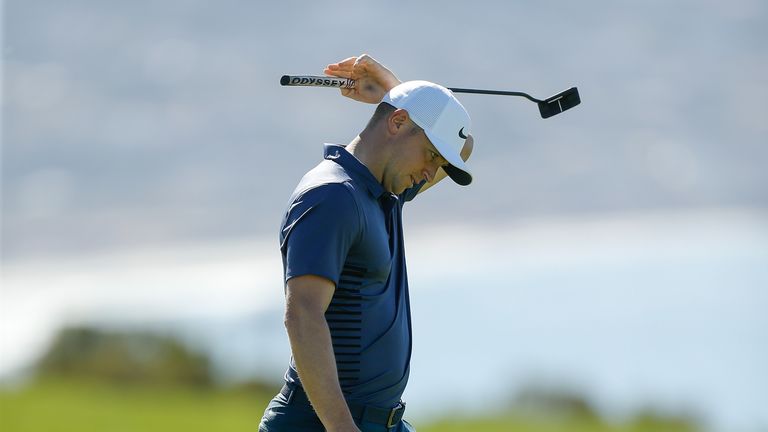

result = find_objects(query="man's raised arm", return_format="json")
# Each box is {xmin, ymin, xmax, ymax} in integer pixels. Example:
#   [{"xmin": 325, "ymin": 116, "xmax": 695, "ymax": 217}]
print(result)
[{"xmin": 324, "ymin": 54, "xmax": 401, "ymax": 104}]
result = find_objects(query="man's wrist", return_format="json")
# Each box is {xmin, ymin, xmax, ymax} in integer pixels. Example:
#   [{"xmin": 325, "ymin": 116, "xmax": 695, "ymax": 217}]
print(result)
[{"xmin": 383, "ymin": 78, "xmax": 402, "ymax": 93}]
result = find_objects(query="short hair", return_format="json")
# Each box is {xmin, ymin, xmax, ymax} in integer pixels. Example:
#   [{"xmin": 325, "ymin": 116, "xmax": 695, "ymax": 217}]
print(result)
[
  {"xmin": 367, "ymin": 102, "xmax": 397, "ymax": 128},
  {"xmin": 366, "ymin": 102, "xmax": 423, "ymax": 135}
]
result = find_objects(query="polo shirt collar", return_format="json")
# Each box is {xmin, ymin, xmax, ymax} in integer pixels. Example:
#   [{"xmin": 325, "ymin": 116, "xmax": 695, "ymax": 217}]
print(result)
[{"xmin": 324, "ymin": 144, "xmax": 388, "ymax": 200}]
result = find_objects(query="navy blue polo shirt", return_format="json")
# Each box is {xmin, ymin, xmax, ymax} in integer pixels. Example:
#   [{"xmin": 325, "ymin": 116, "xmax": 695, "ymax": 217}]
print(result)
[{"xmin": 279, "ymin": 144, "xmax": 423, "ymax": 408}]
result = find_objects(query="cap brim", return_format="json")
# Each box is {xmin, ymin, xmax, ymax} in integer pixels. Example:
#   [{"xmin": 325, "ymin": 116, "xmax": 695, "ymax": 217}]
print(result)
[
  {"xmin": 443, "ymin": 164, "xmax": 472, "ymax": 186},
  {"xmin": 423, "ymin": 130, "xmax": 473, "ymax": 186}
]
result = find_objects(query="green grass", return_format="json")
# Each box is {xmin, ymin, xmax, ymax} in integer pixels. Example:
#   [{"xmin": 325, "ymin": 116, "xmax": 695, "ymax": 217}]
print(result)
[
  {"xmin": 0, "ymin": 378, "xmax": 274, "ymax": 432},
  {"xmin": 1, "ymin": 379, "xmax": 698, "ymax": 432},
  {"xmin": 415, "ymin": 414, "xmax": 697, "ymax": 432}
]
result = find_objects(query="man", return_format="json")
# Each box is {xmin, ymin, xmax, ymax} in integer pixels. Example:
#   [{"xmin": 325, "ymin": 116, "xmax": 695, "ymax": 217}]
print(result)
[{"xmin": 259, "ymin": 55, "xmax": 474, "ymax": 432}]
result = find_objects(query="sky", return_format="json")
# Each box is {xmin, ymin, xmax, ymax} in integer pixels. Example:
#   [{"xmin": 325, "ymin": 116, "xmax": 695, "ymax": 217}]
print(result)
[
  {"xmin": 2, "ymin": 0, "xmax": 766, "ymax": 260},
  {"xmin": 2, "ymin": 0, "xmax": 767, "ymax": 430}
]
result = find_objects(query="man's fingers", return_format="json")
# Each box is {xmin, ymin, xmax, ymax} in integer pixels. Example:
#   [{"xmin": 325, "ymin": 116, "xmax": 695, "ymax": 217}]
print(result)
[
  {"xmin": 324, "ymin": 59, "xmax": 355, "ymax": 78},
  {"xmin": 354, "ymin": 54, "xmax": 377, "ymax": 68},
  {"xmin": 323, "ymin": 67, "xmax": 353, "ymax": 79},
  {"xmin": 326, "ymin": 57, "xmax": 356, "ymax": 72},
  {"xmin": 338, "ymin": 56, "xmax": 357, "ymax": 66},
  {"xmin": 324, "ymin": 57, "xmax": 356, "ymax": 76},
  {"xmin": 327, "ymin": 54, "xmax": 386, "ymax": 82},
  {"xmin": 325, "ymin": 54, "xmax": 393, "ymax": 103},
  {"xmin": 328, "ymin": 57, "xmax": 356, "ymax": 68}
]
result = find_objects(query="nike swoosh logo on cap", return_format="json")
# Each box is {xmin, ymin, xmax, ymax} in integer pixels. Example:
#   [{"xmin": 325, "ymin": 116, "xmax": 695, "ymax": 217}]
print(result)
[{"xmin": 458, "ymin": 127, "xmax": 468, "ymax": 139}]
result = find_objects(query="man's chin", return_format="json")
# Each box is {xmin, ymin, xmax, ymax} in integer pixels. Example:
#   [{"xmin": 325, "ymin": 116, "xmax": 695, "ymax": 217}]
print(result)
[
  {"xmin": 396, "ymin": 183, "xmax": 411, "ymax": 195},
  {"xmin": 385, "ymin": 179, "xmax": 411, "ymax": 195}
]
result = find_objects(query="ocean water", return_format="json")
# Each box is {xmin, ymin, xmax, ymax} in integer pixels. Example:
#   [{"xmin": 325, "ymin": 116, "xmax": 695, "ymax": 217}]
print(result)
[
  {"xmin": 402, "ymin": 210, "xmax": 768, "ymax": 431},
  {"xmin": 2, "ymin": 209, "xmax": 766, "ymax": 431}
]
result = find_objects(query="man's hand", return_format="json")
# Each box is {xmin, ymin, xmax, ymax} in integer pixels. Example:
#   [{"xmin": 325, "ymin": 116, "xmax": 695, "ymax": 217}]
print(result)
[{"xmin": 324, "ymin": 54, "xmax": 401, "ymax": 104}]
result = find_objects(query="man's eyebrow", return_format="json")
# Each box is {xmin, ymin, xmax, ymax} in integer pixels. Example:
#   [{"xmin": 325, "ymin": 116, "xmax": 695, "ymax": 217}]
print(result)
[
  {"xmin": 430, "ymin": 147, "xmax": 448, "ymax": 165},
  {"xmin": 425, "ymin": 142, "xmax": 449, "ymax": 166}
]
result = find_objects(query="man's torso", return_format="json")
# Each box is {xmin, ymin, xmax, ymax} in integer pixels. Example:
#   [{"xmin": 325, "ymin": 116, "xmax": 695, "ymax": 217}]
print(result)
[{"xmin": 279, "ymin": 144, "xmax": 421, "ymax": 407}]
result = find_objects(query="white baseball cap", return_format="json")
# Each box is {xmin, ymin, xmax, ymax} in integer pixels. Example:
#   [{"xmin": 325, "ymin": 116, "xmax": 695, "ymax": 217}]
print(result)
[{"xmin": 381, "ymin": 80, "xmax": 472, "ymax": 186}]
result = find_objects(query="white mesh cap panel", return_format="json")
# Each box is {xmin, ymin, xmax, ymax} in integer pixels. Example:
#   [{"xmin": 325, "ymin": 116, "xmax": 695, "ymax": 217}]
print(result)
[
  {"xmin": 381, "ymin": 80, "xmax": 473, "ymax": 185},
  {"xmin": 405, "ymin": 87, "xmax": 448, "ymax": 129}
]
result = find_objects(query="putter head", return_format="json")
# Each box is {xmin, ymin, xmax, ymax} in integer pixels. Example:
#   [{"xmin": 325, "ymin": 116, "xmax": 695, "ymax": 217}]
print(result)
[{"xmin": 538, "ymin": 87, "xmax": 581, "ymax": 118}]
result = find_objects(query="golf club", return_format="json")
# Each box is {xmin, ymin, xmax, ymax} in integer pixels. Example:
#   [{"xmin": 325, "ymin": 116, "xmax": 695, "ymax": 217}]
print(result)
[{"xmin": 280, "ymin": 74, "xmax": 581, "ymax": 119}]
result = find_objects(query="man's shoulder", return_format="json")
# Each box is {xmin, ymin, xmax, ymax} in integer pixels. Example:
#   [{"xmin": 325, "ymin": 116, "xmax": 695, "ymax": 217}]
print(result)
[
  {"xmin": 291, "ymin": 160, "xmax": 368, "ymax": 205},
  {"xmin": 297, "ymin": 159, "xmax": 353, "ymax": 190},
  {"xmin": 285, "ymin": 162, "xmax": 359, "ymax": 215},
  {"xmin": 281, "ymin": 165, "xmax": 364, "ymax": 242}
]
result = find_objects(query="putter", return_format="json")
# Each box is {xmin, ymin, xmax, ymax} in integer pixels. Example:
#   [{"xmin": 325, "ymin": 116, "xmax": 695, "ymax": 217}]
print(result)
[{"xmin": 280, "ymin": 75, "xmax": 581, "ymax": 119}]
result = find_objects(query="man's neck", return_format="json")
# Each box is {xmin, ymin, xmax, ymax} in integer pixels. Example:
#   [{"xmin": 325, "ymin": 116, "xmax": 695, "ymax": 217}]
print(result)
[{"xmin": 346, "ymin": 131, "xmax": 387, "ymax": 184}]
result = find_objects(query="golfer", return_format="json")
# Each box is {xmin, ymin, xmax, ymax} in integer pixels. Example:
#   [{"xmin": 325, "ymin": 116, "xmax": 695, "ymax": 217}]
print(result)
[{"xmin": 259, "ymin": 54, "xmax": 474, "ymax": 432}]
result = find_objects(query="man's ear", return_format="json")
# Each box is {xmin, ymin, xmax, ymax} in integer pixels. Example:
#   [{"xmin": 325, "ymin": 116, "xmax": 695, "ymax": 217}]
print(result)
[{"xmin": 387, "ymin": 109, "xmax": 410, "ymax": 135}]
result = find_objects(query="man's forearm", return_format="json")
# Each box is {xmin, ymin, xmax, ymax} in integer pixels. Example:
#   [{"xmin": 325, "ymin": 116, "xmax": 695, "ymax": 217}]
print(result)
[{"xmin": 285, "ymin": 309, "xmax": 359, "ymax": 432}]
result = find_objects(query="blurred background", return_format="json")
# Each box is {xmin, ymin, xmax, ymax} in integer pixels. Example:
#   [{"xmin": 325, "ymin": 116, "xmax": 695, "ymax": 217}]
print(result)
[{"xmin": 2, "ymin": 0, "xmax": 767, "ymax": 431}]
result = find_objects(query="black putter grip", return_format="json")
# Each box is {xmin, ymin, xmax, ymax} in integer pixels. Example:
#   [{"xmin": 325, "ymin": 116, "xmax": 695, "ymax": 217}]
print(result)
[{"xmin": 280, "ymin": 75, "xmax": 356, "ymax": 88}]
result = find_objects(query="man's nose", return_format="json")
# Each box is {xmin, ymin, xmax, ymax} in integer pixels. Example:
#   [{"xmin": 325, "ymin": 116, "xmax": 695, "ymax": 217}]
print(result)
[{"xmin": 423, "ymin": 164, "xmax": 439, "ymax": 183}]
